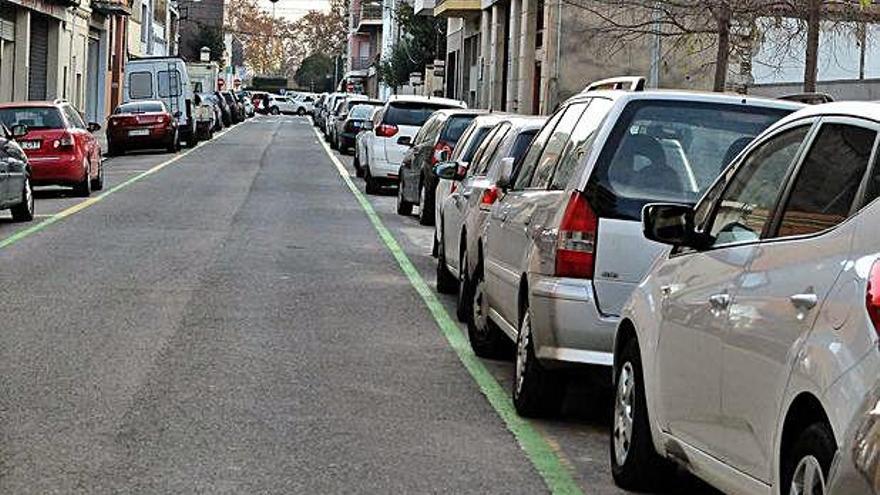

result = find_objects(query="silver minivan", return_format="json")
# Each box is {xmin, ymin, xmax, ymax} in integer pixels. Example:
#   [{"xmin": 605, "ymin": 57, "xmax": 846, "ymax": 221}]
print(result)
[{"xmin": 474, "ymin": 84, "xmax": 801, "ymax": 416}]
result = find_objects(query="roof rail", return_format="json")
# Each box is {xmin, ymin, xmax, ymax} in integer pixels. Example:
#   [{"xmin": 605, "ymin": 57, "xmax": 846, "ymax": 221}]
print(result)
[
  {"xmin": 778, "ymin": 92, "xmax": 834, "ymax": 105},
  {"xmin": 53, "ymin": 98, "xmax": 68, "ymax": 105},
  {"xmin": 585, "ymin": 76, "xmax": 646, "ymax": 93}
]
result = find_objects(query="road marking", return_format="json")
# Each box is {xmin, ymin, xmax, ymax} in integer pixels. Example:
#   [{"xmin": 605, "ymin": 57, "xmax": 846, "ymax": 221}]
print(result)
[
  {"xmin": 312, "ymin": 126, "xmax": 583, "ymax": 495},
  {"xmin": 0, "ymin": 126, "xmax": 236, "ymax": 250}
]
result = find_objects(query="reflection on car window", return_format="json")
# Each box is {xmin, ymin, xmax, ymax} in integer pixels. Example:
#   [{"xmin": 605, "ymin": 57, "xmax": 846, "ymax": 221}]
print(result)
[
  {"xmin": 475, "ymin": 124, "xmax": 511, "ymax": 176},
  {"xmin": 708, "ymin": 126, "xmax": 809, "ymax": 247},
  {"xmin": 513, "ymin": 110, "xmax": 564, "ymax": 190},
  {"xmin": 551, "ymin": 98, "xmax": 613, "ymax": 190},
  {"xmin": 0, "ymin": 107, "xmax": 66, "ymax": 129},
  {"xmin": 777, "ymin": 123, "xmax": 876, "ymax": 238}
]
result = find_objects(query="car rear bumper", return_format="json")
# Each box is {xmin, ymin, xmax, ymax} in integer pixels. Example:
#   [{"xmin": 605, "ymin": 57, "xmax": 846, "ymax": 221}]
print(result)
[
  {"xmin": 368, "ymin": 155, "xmax": 399, "ymax": 180},
  {"xmin": 29, "ymin": 153, "xmax": 85, "ymax": 184},
  {"xmin": 108, "ymin": 128, "xmax": 174, "ymax": 148},
  {"xmin": 529, "ymin": 274, "xmax": 617, "ymax": 367}
]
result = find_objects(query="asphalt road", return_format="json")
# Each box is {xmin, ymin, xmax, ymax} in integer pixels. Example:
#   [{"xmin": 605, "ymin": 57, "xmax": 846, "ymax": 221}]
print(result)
[{"xmin": 0, "ymin": 115, "xmax": 718, "ymax": 494}]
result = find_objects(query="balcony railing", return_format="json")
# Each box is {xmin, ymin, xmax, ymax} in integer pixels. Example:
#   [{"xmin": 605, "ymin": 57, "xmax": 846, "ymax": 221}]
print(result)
[
  {"xmin": 350, "ymin": 56, "xmax": 375, "ymax": 71},
  {"xmin": 353, "ymin": 5, "xmax": 382, "ymax": 30}
]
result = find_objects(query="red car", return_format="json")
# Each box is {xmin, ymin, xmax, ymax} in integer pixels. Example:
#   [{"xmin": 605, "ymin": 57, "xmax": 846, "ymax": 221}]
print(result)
[
  {"xmin": 0, "ymin": 101, "xmax": 104, "ymax": 197},
  {"xmin": 106, "ymin": 101, "xmax": 179, "ymax": 156}
]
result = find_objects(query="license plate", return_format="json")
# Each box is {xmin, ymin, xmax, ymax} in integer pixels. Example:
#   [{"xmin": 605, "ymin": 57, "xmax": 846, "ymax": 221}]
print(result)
[
  {"xmin": 129, "ymin": 129, "xmax": 150, "ymax": 136},
  {"xmin": 20, "ymin": 140, "xmax": 40, "ymax": 150}
]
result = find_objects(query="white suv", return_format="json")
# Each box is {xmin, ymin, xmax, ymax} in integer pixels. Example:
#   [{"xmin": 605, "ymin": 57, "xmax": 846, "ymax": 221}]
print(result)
[
  {"xmin": 613, "ymin": 102, "xmax": 880, "ymax": 495},
  {"xmin": 362, "ymin": 95, "xmax": 465, "ymax": 194}
]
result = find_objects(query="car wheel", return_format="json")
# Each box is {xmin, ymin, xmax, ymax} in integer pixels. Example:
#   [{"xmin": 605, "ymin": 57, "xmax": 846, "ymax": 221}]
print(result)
[
  {"xmin": 782, "ymin": 423, "xmax": 835, "ymax": 495},
  {"xmin": 297, "ymin": 107, "xmax": 305, "ymax": 116},
  {"xmin": 456, "ymin": 251, "xmax": 470, "ymax": 322},
  {"xmin": 167, "ymin": 131, "xmax": 179, "ymax": 153},
  {"xmin": 365, "ymin": 169, "xmax": 379, "ymax": 195},
  {"xmin": 436, "ymin": 223, "xmax": 457, "ymax": 294},
  {"xmin": 10, "ymin": 176, "xmax": 34, "ymax": 222},
  {"xmin": 91, "ymin": 160, "xmax": 104, "ymax": 191},
  {"xmin": 418, "ymin": 181, "xmax": 435, "ymax": 226},
  {"xmin": 396, "ymin": 177, "xmax": 413, "ymax": 215},
  {"xmin": 467, "ymin": 261, "xmax": 512, "ymax": 359},
  {"xmin": 354, "ymin": 154, "xmax": 364, "ymax": 178},
  {"xmin": 513, "ymin": 305, "xmax": 566, "ymax": 417},
  {"xmin": 610, "ymin": 338, "xmax": 670, "ymax": 490},
  {"xmin": 271, "ymin": 107, "xmax": 280, "ymax": 115},
  {"xmin": 74, "ymin": 161, "xmax": 92, "ymax": 197}
]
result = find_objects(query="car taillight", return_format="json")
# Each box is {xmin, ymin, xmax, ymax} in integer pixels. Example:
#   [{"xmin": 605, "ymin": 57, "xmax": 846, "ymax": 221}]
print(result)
[
  {"xmin": 555, "ymin": 191, "xmax": 598, "ymax": 279},
  {"xmin": 53, "ymin": 133, "xmax": 75, "ymax": 150},
  {"xmin": 867, "ymin": 260, "xmax": 880, "ymax": 337},
  {"xmin": 479, "ymin": 186, "xmax": 499, "ymax": 211},
  {"xmin": 376, "ymin": 123, "xmax": 398, "ymax": 138},
  {"xmin": 432, "ymin": 141, "xmax": 453, "ymax": 165}
]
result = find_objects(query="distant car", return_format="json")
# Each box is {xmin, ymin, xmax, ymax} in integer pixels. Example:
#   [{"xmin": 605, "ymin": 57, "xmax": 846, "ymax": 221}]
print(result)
[
  {"xmin": 337, "ymin": 101, "xmax": 383, "ymax": 155},
  {"xmin": 212, "ymin": 91, "xmax": 233, "ymax": 127},
  {"xmin": 293, "ymin": 94, "xmax": 316, "ymax": 115},
  {"xmin": 221, "ymin": 91, "xmax": 244, "ymax": 123},
  {"xmin": 328, "ymin": 95, "xmax": 369, "ymax": 149},
  {"xmin": 106, "ymin": 100, "xmax": 179, "ymax": 155},
  {"xmin": 319, "ymin": 92, "xmax": 348, "ymax": 134},
  {"xmin": 242, "ymin": 96, "xmax": 255, "ymax": 118},
  {"xmin": 361, "ymin": 95, "xmax": 467, "ymax": 194},
  {"xmin": 354, "ymin": 106, "xmax": 381, "ymax": 178},
  {"xmin": 0, "ymin": 124, "xmax": 34, "ymax": 221},
  {"xmin": 0, "ymin": 100, "xmax": 104, "ymax": 197},
  {"xmin": 192, "ymin": 93, "xmax": 216, "ymax": 141},
  {"xmin": 396, "ymin": 109, "xmax": 483, "ymax": 225},
  {"xmin": 199, "ymin": 93, "xmax": 225, "ymax": 131},
  {"xmin": 251, "ymin": 92, "xmax": 269, "ymax": 114}
]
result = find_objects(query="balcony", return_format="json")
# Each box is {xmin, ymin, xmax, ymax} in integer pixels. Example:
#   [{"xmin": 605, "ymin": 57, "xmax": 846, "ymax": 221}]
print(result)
[
  {"xmin": 354, "ymin": 5, "xmax": 382, "ymax": 33},
  {"xmin": 350, "ymin": 56, "xmax": 375, "ymax": 71},
  {"xmin": 91, "ymin": 0, "xmax": 132, "ymax": 15},
  {"xmin": 433, "ymin": 0, "xmax": 480, "ymax": 17},
  {"xmin": 413, "ymin": 0, "xmax": 434, "ymax": 15}
]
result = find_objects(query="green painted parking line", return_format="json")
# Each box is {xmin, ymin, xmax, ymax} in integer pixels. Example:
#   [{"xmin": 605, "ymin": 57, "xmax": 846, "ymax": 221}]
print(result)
[
  {"xmin": 0, "ymin": 126, "xmax": 236, "ymax": 251},
  {"xmin": 313, "ymin": 127, "xmax": 583, "ymax": 495}
]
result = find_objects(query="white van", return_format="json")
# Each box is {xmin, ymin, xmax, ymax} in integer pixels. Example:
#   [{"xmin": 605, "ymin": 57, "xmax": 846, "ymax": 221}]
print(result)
[{"xmin": 124, "ymin": 57, "xmax": 196, "ymax": 146}]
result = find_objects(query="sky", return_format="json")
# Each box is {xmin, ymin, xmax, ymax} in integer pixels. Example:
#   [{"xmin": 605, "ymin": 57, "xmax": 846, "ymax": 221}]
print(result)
[{"xmin": 257, "ymin": 0, "xmax": 330, "ymax": 22}]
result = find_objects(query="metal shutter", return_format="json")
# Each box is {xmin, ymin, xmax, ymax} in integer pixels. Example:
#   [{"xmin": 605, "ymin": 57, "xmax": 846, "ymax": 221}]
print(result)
[
  {"xmin": 0, "ymin": 6, "xmax": 14, "ymax": 42},
  {"xmin": 28, "ymin": 15, "xmax": 49, "ymax": 101}
]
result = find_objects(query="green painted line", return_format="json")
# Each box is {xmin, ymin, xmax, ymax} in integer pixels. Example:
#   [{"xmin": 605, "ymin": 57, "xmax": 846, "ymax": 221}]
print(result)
[{"xmin": 315, "ymin": 128, "xmax": 583, "ymax": 495}]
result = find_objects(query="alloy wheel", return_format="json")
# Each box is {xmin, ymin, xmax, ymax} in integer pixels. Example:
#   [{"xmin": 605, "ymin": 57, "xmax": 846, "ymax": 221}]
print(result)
[
  {"xmin": 613, "ymin": 362, "xmax": 635, "ymax": 467},
  {"xmin": 515, "ymin": 314, "xmax": 532, "ymax": 397},
  {"xmin": 419, "ymin": 184, "xmax": 426, "ymax": 214},
  {"xmin": 471, "ymin": 275, "xmax": 488, "ymax": 335},
  {"xmin": 790, "ymin": 455, "xmax": 826, "ymax": 495},
  {"xmin": 24, "ymin": 178, "xmax": 33, "ymax": 215}
]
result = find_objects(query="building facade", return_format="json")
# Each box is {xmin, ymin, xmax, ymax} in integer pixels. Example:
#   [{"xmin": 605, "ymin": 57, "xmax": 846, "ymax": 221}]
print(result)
[
  {"xmin": 343, "ymin": 0, "xmax": 382, "ymax": 96},
  {"xmin": 177, "ymin": 0, "xmax": 222, "ymax": 61}
]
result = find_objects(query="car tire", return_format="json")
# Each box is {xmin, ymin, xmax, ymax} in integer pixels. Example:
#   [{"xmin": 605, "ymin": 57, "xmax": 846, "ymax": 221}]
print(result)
[
  {"xmin": 418, "ymin": 181, "xmax": 435, "ymax": 226},
  {"xmin": 610, "ymin": 338, "xmax": 670, "ymax": 490},
  {"xmin": 167, "ymin": 131, "xmax": 180, "ymax": 153},
  {"xmin": 781, "ymin": 423, "xmax": 835, "ymax": 495},
  {"xmin": 456, "ymin": 251, "xmax": 471, "ymax": 322},
  {"xmin": 91, "ymin": 160, "xmax": 104, "ymax": 191},
  {"xmin": 10, "ymin": 176, "xmax": 34, "ymax": 222},
  {"xmin": 396, "ymin": 177, "xmax": 413, "ymax": 215},
  {"xmin": 353, "ymin": 154, "xmax": 364, "ymax": 178},
  {"xmin": 467, "ymin": 261, "xmax": 512, "ymax": 359},
  {"xmin": 365, "ymin": 170, "xmax": 379, "ymax": 195},
  {"xmin": 513, "ymin": 305, "xmax": 566, "ymax": 417},
  {"xmin": 436, "ymin": 224, "xmax": 457, "ymax": 294},
  {"xmin": 297, "ymin": 107, "xmax": 305, "ymax": 116},
  {"xmin": 74, "ymin": 161, "xmax": 93, "ymax": 197},
  {"xmin": 271, "ymin": 107, "xmax": 280, "ymax": 116}
]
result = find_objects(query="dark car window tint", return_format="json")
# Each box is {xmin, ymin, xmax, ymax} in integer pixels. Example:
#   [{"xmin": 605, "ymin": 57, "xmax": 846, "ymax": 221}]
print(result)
[
  {"xmin": 531, "ymin": 102, "xmax": 588, "ymax": 189},
  {"xmin": 474, "ymin": 124, "xmax": 512, "ymax": 176},
  {"xmin": 115, "ymin": 102, "xmax": 165, "ymax": 113},
  {"xmin": 0, "ymin": 107, "xmax": 65, "ymax": 129},
  {"xmin": 777, "ymin": 123, "xmax": 876, "ymax": 238},
  {"xmin": 513, "ymin": 110, "xmax": 564, "ymax": 190},
  {"xmin": 551, "ymin": 98, "xmax": 613, "ymax": 190},
  {"xmin": 129, "ymin": 71, "xmax": 153, "ymax": 99},
  {"xmin": 708, "ymin": 126, "xmax": 809, "ymax": 248},
  {"xmin": 441, "ymin": 115, "xmax": 478, "ymax": 144},
  {"xmin": 510, "ymin": 130, "xmax": 539, "ymax": 163},
  {"xmin": 384, "ymin": 103, "xmax": 456, "ymax": 127},
  {"xmin": 460, "ymin": 126, "xmax": 492, "ymax": 163}
]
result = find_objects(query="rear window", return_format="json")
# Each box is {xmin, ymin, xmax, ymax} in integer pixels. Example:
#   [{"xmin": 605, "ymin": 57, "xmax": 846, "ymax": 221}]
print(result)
[
  {"xmin": 115, "ymin": 102, "xmax": 165, "ymax": 113},
  {"xmin": 441, "ymin": 115, "xmax": 478, "ymax": 144},
  {"xmin": 0, "ymin": 107, "xmax": 66, "ymax": 130},
  {"xmin": 349, "ymin": 105, "xmax": 377, "ymax": 120},
  {"xmin": 384, "ymin": 102, "xmax": 456, "ymax": 127},
  {"xmin": 587, "ymin": 100, "xmax": 793, "ymax": 221}
]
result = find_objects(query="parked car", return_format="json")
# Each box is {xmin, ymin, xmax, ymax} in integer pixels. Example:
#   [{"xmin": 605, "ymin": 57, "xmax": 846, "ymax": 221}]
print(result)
[
  {"xmin": 613, "ymin": 101, "xmax": 880, "ymax": 495},
  {"xmin": 828, "ymin": 380, "xmax": 880, "ymax": 495},
  {"xmin": 242, "ymin": 96, "xmax": 255, "ymax": 118},
  {"xmin": 293, "ymin": 93, "xmax": 316, "ymax": 115},
  {"xmin": 124, "ymin": 56, "xmax": 196, "ymax": 147},
  {"xmin": 0, "ymin": 101, "xmax": 104, "ymax": 197},
  {"xmin": 199, "ymin": 93, "xmax": 225, "ymax": 131},
  {"xmin": 106, "ymin": 100, "xmax": 180, "ymax": 156},
  {"xmin": 361, "ymin": 96, "xmax": 467, "ymax": 194},
  {"xmin": 319, "ymin": 93, "xmax": 348, "ymax": 133},
  {"xmin": 213, "ymin": 91, "xmax": 233, "ymax": 127},
  {"xmin": 473, "ymin": 85, "xmax": 800, "ymax": 419},
  {"xmin": 251, "ymin": 92, "xmax": 270, "ymax": 114},
  {"xmin": 435, "ymin": 116, "xmax": 546, "ymax": 320},
  {"xmin": 354, "ymin": 106, "xmax": 381, "ymax": 178},
  {"xmin": 222, "ymin": 91, "xmax": 244, "ymax": 123},
  {"xmin": 0, "ymin": 123, "xmax": 34, "ymax": 221},
  {"xmin": 192, "ymin": 93, "xmax": 216, "ymax": 141},
  {"xmin": 396, "ymin": 109, "xmax": 483, "ymax": 225},
  {"xmin": 328, "ymin": 95, "xmax": 370, "ymax": 149},
  {"xmin": 337, "ymin": 102, "xmax": 383, "ymax": 156}
]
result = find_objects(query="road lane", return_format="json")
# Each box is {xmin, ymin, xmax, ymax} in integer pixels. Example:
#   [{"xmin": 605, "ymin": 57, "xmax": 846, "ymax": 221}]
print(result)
[{"xmin": 0, "ymin": 116, "xmax": 551, "ymax": 493}]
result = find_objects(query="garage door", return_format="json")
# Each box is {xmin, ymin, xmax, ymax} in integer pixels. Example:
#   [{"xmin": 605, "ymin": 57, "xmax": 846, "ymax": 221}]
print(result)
[{"xmin": 28, "ymin": 15, "xmax": 49, "ymax": 101}]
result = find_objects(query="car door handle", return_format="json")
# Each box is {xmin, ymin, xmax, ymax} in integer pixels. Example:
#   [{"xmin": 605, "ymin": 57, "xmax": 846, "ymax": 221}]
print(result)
[
  {"xmin": 790, "ymin": 293, "xmax": 818, "ymax": 310},
  {"xmin": 708, "ymin": 294, "xmax": 730, "ymax": 309}
]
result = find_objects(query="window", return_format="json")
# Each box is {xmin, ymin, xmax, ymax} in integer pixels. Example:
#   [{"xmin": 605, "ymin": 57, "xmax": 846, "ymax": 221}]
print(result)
[
  {"xmin": 551, "ymin": 98, "xmax": 613, "ymax": 190},
  {"xmin": 0, "ymin": 107, "xmax": 65, "ymax": 129},
  {"xmin": 115, "ymin": 101, "xmax": 165, "ymax": 113},
  {"xmin": 129, "ymin": 71, "xmax": 152, "ymax": 99},
  {"xmin": 158, "ymin": 70, "xmax": 180, "ymax": 98},
  {"xmin": 466, "ymin": 124, "xmax": 504, "ymax": 176},
  {"xmin": 510, "ymin": 130, "xmax": 539, "ymax": 164},
  {"xmin": 460, "ymin": 126, "xmax": 492, "ymax": 163},
  {"xmin": 513, "ymin": 110, "xmax": 564, "ymax": 190},
  {"xmin": 63, "ymin": 105, "xmax": 86, "ymax": 129},
  {"xmin": 383, "ymin": 102, "xmax": 456, "ymax": 127},
  {"xmin": 777, "ymin": 123, "xmax": 876, "ymax": 238},
  {"xmin": 140, "ymin": 5, "xmax": 148, "ymax": 42},
  {"xmin": 473, "ymin": 123, "xmax": 511, "ymax": 176},
  {"xmin": 530, "ymin": 103, "xmax": 588, "ymax": 189},
  {"xmin": 707, "ymin": 126, "xmax": 810, "ymax": 248},
  {"xmin": 441, "ymin": 115, "xmax": 477, "ymax": 145}
]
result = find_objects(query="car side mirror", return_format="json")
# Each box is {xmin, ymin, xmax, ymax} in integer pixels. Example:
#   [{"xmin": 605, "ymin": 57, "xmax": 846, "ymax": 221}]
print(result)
[
  {"xmin": 642, "ymin": 203, "xmax": 698, "ymax": 247},
  {"xmin": 495, "ymin": 157, "xmax": 516, "ymax": 191},
  {"xmin": 434, "ymin": 161, "xmax": 466, "ymax": 181},
  {"xmin": 10, "ymin": 124, "xmax": 28, "ymax": 139},
  {"xmin": 87, "ymin": 122, "xmax": 101, "ymax": 132},
  {"xmin": 397, "ymin": 136, "xmax": 413, "ymax": 147}
]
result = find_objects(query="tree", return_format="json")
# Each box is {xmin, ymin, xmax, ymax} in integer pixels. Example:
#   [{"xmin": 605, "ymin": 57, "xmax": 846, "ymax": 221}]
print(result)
[
  {"xmin": 293, "ymin": 0, "xmax": 348, "ymax": 56},
  {"xmin": 378, "ymin": 3, "xmax": 446, "ymax": 90},
  {"xmin": 225, "ymin": 0, "xmax": 301, "ymax": 76},
  {"xmin": 294, "ymin": 53, "xmax": 336, "ymax": 92}
]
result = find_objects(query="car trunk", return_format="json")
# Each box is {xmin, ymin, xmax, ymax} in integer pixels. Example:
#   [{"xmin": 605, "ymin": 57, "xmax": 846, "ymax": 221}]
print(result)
[{"xmin": 18, "ymin": 128, "xmax": 68, "ymax": 156}]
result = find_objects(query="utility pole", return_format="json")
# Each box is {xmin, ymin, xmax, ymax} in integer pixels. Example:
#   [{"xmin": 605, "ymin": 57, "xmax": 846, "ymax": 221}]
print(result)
[{"xmin": 649, "ymin": 1, "xmax": 661, "ymax": 88}]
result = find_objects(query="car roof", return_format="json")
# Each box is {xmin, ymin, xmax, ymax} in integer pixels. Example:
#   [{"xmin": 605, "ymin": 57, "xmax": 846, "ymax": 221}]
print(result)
[
  {"xmin": 0, "ymin": 101, "xmax": 66, "ymax": 109},
  {"xmin": 434, "ymin": 108, "xmax": 486, "ymax": 118},
  {"xmin": 387, "ymin": 95, "xmax": 467, "ymax": 108},
  {"xmin": 770, "ymin": 101, "xmax": 880, "ymax": 126},
  {"xmin": 571, "ymin": 89, "xmax": 805, "ymax": 113}
]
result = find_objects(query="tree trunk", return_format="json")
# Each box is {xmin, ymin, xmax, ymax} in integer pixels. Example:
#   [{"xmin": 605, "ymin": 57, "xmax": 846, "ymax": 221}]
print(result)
[
  {"xmin": 803, "ymin": 0, "xmax": 821, "ymax": 93},
  {"xmin": 713, "ymin": 4, "xmax": 731, "ymax": 92}
]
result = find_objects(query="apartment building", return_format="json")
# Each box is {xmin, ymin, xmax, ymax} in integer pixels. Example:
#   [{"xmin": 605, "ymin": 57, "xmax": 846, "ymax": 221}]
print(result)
[{"xmin": 344, "ymin": 0, "xmax": 383, "ymax": 96}]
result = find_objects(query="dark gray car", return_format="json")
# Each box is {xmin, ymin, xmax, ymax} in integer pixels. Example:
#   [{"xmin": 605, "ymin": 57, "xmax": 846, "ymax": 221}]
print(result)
[{"xmin": 0, "ymin": 124, "xmax": 34, "ymax": 222}]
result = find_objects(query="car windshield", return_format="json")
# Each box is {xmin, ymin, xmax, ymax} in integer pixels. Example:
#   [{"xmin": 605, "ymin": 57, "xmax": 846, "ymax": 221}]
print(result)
[
  {"xmin": 441, "ymin": 115, "xmax": 478, "ymax": 144},
  {"xmin": 115, "ymin": 102, "xmax": 165, "ymax": 114},
  {"xmin": 590, "ymin": 100, "xmax": 793, "ymax": 220},
  {"xmin": 0, "ymin": 107, "xmax": 66, "ymax": 130},
  {"xmin": 384, "ymin": 102, "xmax": 459, "ymax": 127}
]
